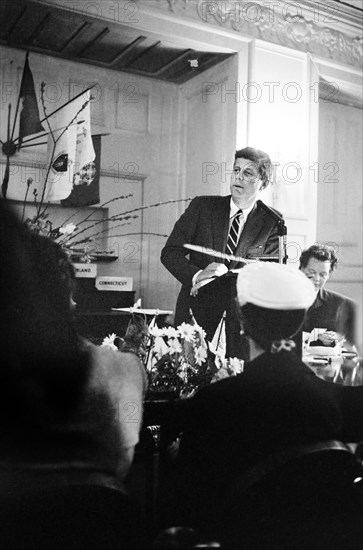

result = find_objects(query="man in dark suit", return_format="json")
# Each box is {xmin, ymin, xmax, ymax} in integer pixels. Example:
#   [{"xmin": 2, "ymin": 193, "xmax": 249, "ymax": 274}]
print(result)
[
  {"xmin": 161, "ymin": 146, "xmax": 283, "ymax": 357},
  {"xmin": 298, "ymin": 244, "xmax": 357, "ymax": 351}
]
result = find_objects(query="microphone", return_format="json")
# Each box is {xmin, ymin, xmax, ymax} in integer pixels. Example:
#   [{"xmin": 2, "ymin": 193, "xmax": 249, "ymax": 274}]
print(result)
[
  {"xmin": 256, "ymin": 200, "xmax": 283, "ymax": 223},
  {"xmin": 257, "ymin": 200, "xmax": 287, "ymax": 263}
]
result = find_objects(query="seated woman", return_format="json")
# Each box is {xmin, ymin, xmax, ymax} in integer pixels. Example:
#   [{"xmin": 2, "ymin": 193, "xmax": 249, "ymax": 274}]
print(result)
[
  {"xmin": 298, "ymin": 243, "xmax": 358, "ymax": 351},
  {"xmin": 168, "ymin": 262, "xmax": 363, "ymax": 545},
  {"xmin": 0, "ymin": 199, "xmax": 147, "ymax": 493}
]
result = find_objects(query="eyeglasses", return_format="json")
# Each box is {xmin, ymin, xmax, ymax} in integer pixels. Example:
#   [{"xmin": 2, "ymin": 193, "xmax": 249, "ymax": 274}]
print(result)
[{"xmin": 233, "ymin": 167, "xmax": 259, "ymax": 183}]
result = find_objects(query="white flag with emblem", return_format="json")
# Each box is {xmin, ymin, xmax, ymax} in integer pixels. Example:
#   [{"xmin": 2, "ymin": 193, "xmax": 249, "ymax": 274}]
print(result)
[
  {"xmin": 72, "ymin": 91, "xmax": 95, "ymax": 187},
  {"xmin": 44, "ymin": 91, "xmax": 94, "ymax": 202}
]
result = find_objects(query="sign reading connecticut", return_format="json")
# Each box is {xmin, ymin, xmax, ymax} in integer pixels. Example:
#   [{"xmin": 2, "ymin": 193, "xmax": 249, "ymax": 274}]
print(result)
[{"xmin": 95, "ymin": 276, "xmax": 133, "ymax": 292}]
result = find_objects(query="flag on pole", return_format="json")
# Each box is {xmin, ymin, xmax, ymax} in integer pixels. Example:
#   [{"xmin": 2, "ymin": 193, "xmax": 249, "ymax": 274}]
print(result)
[
  {"xmin": 18, "ymin": 55, "xmax": 44, "ymax": 148},
  {"xmin": 61, "ymin": 134, "xmax": 101, "ymax": 207},
  {"xmin": 44, "ymin": 91, "xmax": 93, "ymax": 202},
  {"xmin": 73, "ymin": 95, "xmax": 95, "ymax": 179}
]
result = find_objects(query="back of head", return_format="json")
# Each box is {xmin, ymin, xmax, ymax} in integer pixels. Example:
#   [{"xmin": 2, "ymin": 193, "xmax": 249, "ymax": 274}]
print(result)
[
  {"xmin": 0, "ymin": 200, "xmax": 88, "ymax": 434},
  {"xmin": 236, "ymin": 262, "xmax": 316, "ymax": 353}
]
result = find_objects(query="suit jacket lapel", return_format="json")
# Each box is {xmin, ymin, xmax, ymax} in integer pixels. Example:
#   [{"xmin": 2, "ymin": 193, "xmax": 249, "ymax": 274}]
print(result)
[
  {"xmin": 212, "ymin": 195, "xmax": 230, "ymax": 259},
  {"xmin": 231, "ymin": 203, "xmax": 265, "ymax": 265}
]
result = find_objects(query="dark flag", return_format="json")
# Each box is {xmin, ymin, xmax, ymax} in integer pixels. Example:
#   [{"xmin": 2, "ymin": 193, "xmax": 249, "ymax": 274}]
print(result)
[
  {"xmin": 18, "ymin": 55, "xmax": 44, "ymax": 148},
  {"xmin": 61, "ymin": 134, "xmax": 101, "ymax": 207}
]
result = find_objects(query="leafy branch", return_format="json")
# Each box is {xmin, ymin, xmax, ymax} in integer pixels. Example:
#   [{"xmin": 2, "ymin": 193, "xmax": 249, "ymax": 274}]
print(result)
[{"xmin": 66, "ymin": 197, "xmax": 192, "ymax": 243}]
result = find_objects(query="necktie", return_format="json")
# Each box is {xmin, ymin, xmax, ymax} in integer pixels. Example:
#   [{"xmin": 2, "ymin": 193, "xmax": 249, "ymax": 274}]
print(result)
[{"xmin": 225, "ymin": 209, "xmax": 244, "ymax": 265}]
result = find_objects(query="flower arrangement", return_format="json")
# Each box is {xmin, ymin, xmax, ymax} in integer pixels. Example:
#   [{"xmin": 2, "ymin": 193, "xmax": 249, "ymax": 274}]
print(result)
[
  {"xmin": 147, "ymin": 322, "xmax": 210, "ymax": 398},
  {"xmin": 102, "ymin": 318, "xmax": 244, "ymax": 399}
]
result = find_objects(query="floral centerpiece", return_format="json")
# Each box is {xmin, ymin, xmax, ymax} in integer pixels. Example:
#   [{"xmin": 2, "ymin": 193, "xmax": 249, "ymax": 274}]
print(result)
[{"xmin": 102, "ymin": 317, "xmax": 244, "ymax": 399}]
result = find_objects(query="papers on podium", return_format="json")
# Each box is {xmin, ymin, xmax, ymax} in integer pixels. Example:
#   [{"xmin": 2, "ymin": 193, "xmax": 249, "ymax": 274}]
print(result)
[
  {"xmin": 184, "ymin": 243, "xmax": 257, "ymax": 296},
  {"xmin": 112, "ymin": 307, "xmax": 173, "ymax": 316},
  {"xmin": 190, "ymin": 267, "xmax": 248, "ymax": 295}
]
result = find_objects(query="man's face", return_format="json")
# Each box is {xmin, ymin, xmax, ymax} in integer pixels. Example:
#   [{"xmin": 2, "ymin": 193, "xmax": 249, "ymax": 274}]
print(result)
[
  {"xmin": 300, "ymin": 257, "xmax": 331, "ymax": 292},
  {"xmin": 230, "ymin": 158, "xmax": 266, "ymax": 209}
]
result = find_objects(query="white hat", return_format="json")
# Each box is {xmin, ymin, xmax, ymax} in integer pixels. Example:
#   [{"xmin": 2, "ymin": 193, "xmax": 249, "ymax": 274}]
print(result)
[{"xmin": 236, "ymin": 262, "xmax": 316, "ymax": 310}]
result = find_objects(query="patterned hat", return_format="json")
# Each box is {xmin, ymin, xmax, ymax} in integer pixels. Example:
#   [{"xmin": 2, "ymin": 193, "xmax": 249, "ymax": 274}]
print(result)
[{"xmin": 237, "ymin": 262, "xmax": 316, "ymax": 310}]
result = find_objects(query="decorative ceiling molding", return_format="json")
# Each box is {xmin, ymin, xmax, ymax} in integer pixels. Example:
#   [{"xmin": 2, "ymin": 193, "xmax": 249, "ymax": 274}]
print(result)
[
  {"xmin": 151, "ymin": 0, "xmax": 362, "ymax": 68},
  {"xmin": 162, "ymin": 0, "xmax": 192, "ymax": 10}
]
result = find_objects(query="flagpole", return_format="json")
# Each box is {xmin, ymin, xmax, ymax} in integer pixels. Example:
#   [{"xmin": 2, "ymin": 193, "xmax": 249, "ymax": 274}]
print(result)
[
  {"xmin": 12, "ymin": 85, "xmax": 95, "ymax": 145},
  {"xmin": 15, "ymin": 120, "xmax": 85, "ymax": 148},
  {"xmin": 7, "ymin": 104, "xmax": 11, "ymax": 141},
  {"xmin": 38, "ymin": 84, "xmax": 95, "ymax": 125},
  {"xmin": 10, "ymin": 51, "xmax": 29, "ymax": 142},
  {"xmin": 20, "ymin": 142, "xmax": 47, "ymax": 148},
  {"xmin": 1, "ymin": 104, "xmax": 12, "ymax": 198}
]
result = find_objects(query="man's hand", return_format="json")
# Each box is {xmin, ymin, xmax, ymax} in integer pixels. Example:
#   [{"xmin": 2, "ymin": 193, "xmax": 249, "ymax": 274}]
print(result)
[{"xmin": 195, "ymin": 262, "xmax": 228, "ymax": 284}]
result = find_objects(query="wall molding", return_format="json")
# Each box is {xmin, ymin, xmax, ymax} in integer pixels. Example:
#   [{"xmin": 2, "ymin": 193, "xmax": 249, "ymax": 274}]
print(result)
[{"xmin": 149, "ymin": 0, "xmax": 363, "ymax": 68}]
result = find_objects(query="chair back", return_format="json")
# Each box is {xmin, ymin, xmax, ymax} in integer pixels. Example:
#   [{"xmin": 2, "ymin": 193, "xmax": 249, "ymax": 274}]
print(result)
[
  {"xmin": 217, "ymin": 440, "xmax": 363, "ymax": 550},
  {"xmin": 0, "ymin": 484, "xmax": 148, "ymax": 550}
]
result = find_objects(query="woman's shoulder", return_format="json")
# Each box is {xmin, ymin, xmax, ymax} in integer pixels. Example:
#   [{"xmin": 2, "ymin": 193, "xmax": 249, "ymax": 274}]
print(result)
[{"xmin": 81, "ymin": 339, "xmax": 147, "ymax": 392}]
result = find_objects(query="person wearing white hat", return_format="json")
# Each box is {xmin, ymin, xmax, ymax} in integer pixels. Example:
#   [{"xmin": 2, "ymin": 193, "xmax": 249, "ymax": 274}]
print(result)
[
  {"xmin": 236, "ymin": 262, "xmax": 316, "ymax": 358},
  {"xmin": 168, "ymin": 262, "xmax": 363, "ymax": 545}
]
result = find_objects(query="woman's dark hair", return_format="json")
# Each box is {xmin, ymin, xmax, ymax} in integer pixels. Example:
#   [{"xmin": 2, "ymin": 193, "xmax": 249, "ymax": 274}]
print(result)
[
  {"xmin": 0, "ymin": 200, "xmax": 88, "ymax": 433},
  {"xmin": 240, "ymin": 302, "xmax": 306, "ymax": 352},
  {"xmin": 299, "ymin": 243, "xmax": 338, "ymax": 272},
  {"xmin": 235, "ymin": 146, "xmax": 272, "ymax": 187}
]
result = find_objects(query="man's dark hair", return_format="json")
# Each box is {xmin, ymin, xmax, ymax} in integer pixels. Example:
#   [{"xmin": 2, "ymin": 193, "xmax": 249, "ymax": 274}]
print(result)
[
  {"xmin": 299, "ymin": 243, "xmax": 338, "ymax": 272},
  {"xmin": 235, "ymin": 146, "xmax": 272, "ymax": 186}
]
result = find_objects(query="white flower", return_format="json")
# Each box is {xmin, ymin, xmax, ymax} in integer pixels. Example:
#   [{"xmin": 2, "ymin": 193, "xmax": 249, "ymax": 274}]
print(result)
[
  {"xmin": 152, "ymin": 336, "xmax": 170, "ymax": 359},
  {"xmin": 194, "ymin": 323, "xmax": 207, "ymax": 343},
  {"xmin": 149, "ymin": 326, "xmax": 163, "ymax": 338},
  {"xmin": 102, "ymin": 333, "xmax": 118, "ymax": 351},
  {"xmin": 163, "ymin": 326, "xmax": 179, "ymax": 338},
  {"xmin": 194, "ymin": 345, "xmax": 208, "ymax": 366},
  {"xmin": 59, "ymin": 222, "xmax": 77, "ymax": 236},
  {"xmin": 167, "ymin": 338, "xmax": 182, "ymax": 354},
  {"xmin": 177, "ymin": 322, "xmax": 196, "ymax": 342},
  {"xmin": 228, "ymin": 357, "xmax": 244, "ymax": 375}
]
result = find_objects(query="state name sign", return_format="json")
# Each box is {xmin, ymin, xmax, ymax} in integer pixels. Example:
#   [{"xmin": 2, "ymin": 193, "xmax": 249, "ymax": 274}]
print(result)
[
  {"xmin": 73, "ymin": 263, "xmax": 97, "ymax": 278},
  {"xmin": 96, "ymin": 276, "xmax": 133, "ymax": 291}
]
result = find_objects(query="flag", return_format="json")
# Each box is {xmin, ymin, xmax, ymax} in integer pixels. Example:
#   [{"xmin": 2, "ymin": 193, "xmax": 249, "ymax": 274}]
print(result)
[
  {"xmin": 73, "ymin": 96, "xmax": 95, "ymax": 178},
  {"xmin": 18, "ymin": 54, "xmax": 44, "ymax": 148},
  {"xmin": 44, "ymin": 91, "xmax": 93, "ymax": 202},
  {"xmin": 61, "ymin": 134, "xmax": 101, "ymax": 207}
]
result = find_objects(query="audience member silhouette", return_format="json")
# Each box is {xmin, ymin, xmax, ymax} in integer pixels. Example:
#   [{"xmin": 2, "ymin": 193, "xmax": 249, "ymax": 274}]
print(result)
[{"xmin": 0, "ymin": 200, "xmax": 148, "ymax": 549}]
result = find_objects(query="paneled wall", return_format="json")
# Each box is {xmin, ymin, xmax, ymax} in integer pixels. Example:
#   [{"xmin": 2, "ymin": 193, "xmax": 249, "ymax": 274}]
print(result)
[
  {"xmin": 247, "ymin": 40, "xmax": 319, "ymax": 264},
  {"xmin": 317, "ymin": 100, "xmax": 363, "ymax": 351}
]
